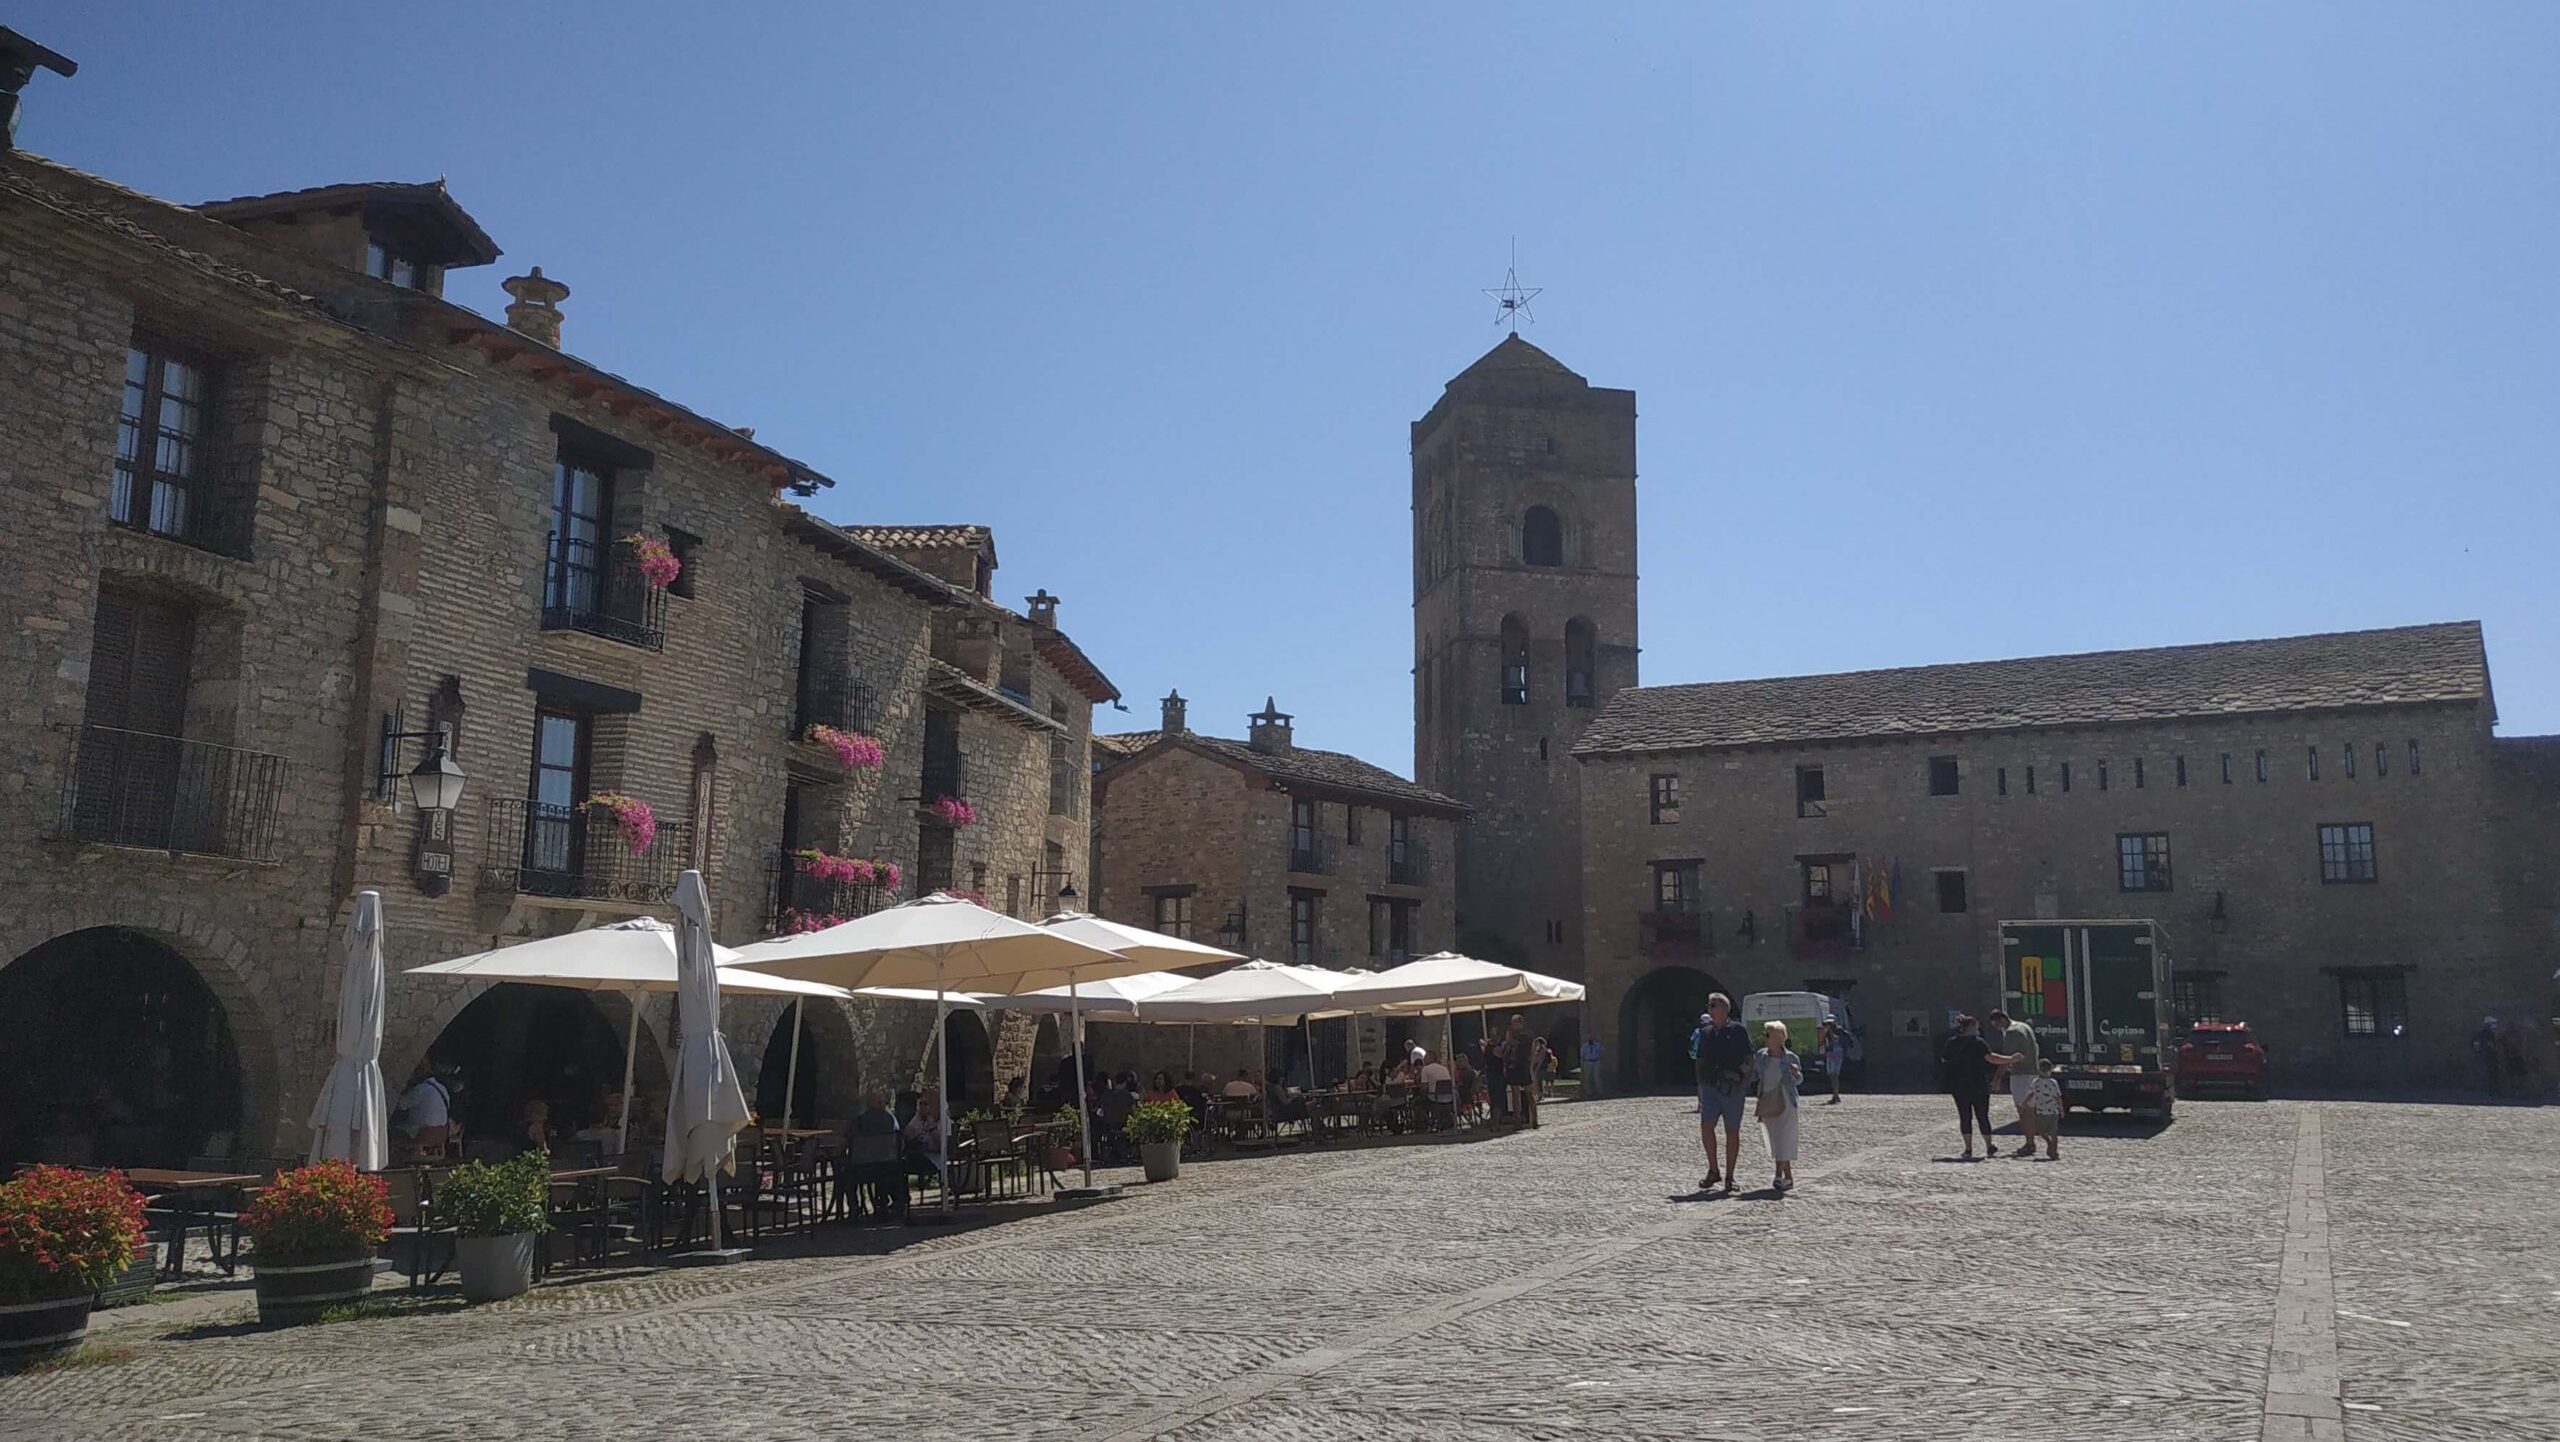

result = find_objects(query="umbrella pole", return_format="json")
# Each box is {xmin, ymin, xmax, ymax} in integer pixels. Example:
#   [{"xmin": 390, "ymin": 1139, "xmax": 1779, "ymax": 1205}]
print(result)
[
  {"xmin": 935, "ymin": 964, "xmax": 951, "ymax": 1214},
  {"xmin": 1302, "ymin": 1014, "xmax": 1314, "ymax": 1086},
  {"xmin": 617, "ymin": 988, "xmax": 643, "ymax": 1154},
  {"xmin": 777, "ymin": 997, "xmax": 805, "ymax": 1157},
  {"xmin": 1187, "ymin": 1023, "xmax": 1196, "ymax": 1074},
  {"xmin": 1071, "ymin": 970, "xmax": 1096, "ymax": 1190}
]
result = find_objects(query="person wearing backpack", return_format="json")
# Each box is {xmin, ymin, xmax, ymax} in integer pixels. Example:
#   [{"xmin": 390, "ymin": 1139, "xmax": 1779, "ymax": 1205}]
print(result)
[{"xmin": 1689, "ymin": 993, "xmax": 1754, "ymax": 1195}]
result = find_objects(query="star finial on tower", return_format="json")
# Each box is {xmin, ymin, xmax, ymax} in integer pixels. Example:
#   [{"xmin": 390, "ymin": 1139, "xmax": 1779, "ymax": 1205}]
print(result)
[{"xmin": 1482, "ymin": 238, "xmax": 1541, "ymax": 331}]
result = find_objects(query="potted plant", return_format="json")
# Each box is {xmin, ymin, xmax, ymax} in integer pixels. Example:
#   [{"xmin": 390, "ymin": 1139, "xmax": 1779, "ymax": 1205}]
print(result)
[
  {"xmin": 435, "ymin": 1152, "xmax": 551, "ymax": 1303},
  {"xmin": 242, "ymin": 1161, "xmax": 390, "ymax": 1326},
  {"xmin": 1124, "ymin": 1101, "xmax": 1192, "ymax": 1183},
  {"xmin": 0, "ymin": 1166, "xmax": 147, "ymax": 1359}
]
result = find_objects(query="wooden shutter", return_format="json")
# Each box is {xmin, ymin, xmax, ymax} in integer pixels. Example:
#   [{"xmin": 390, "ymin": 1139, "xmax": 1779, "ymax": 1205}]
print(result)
[{"xmin": 82, "ymin": 590, "xmax": 191, "ymax": 736}]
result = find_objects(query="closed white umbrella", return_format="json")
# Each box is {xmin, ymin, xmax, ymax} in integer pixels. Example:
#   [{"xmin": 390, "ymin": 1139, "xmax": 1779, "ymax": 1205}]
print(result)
[
  {"xmin": 728, "ymin": 894, "xmax": 1146, "ymax": 1204},
  {"xmin": 407, "ymin": 917, "xmax": 850, "ymax": 1152},
  {"xmin": 307, "ymin": 890, "xmax": 389, "ymax": 1169},
  {"xmin": 664, "ymin": 871, "xmax": 752, "ymax": 1256}
]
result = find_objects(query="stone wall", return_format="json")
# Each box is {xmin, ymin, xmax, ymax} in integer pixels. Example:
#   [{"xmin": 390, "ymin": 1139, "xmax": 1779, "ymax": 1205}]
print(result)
[{"xmin": 1579, "ymin": 702, "xmax": 2535, "ymax": 1091}]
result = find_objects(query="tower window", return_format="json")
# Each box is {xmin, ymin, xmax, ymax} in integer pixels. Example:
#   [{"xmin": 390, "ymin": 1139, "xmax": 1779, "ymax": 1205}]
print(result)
[
  {"xmin": 1564, "ymin": 617, "xmax": 1596, "ymax": 707},
  {"xmin": 1521, "ymin": 506, "xmax": 1563, "ymax": 567},
  {"xmin": 1499, "ymin": 613, "xmax": 1529, "ymax": 704}
]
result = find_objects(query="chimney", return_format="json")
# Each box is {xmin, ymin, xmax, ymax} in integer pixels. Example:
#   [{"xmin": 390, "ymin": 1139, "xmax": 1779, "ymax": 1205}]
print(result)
[
  {"xmin": 0, "ymin": 28, "xmax": 78, "ymax": 153},
  {"xmin": 1247, "ymin": 697, "xmax": 1293, "ymax": 755},
  {"xmin": 1025, "ymin": 588, "xmax": 1059, "ymax": 629},
  {"xmin": 500, "ymin": 266, "xmax": 569, "ymax": 348},
  {"xmin": 1160, "ymin": 689, "xmax": 1187, "ymax": 734}
]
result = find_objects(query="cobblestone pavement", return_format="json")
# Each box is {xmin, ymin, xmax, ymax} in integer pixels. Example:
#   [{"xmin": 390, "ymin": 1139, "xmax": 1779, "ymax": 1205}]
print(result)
[{"xmin": 3, "ymin": 1096, "xmax": 2552, "ymax": 1440}]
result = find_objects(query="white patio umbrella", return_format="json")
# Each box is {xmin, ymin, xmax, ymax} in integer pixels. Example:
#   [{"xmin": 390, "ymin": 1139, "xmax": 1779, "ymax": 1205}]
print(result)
[
  {"xmin": 307, "ymin": 890, "xmax": 388, "ymax": 1169},
  {"xmin": 664, "ymin": 871, "xmax": 753, "ymax": 1256},
  {"xmin": 1142, "ymin": 960, "xmax": 1352, "ymax": 1090},
  {"xmin": 1360, "ymin": 952, "xmax": 1586, "ymax": 1061},
  {"xmin": 407, "ymin": 917, "xmax": 850, "ymax": 1152},
  {"xmin": 727, "ymin": 893, "xmax": 1144, "ymax": 1204},
  {"xmin": 1007, "ymin": 913, "xmax": 1243, "ymax": 1190}
]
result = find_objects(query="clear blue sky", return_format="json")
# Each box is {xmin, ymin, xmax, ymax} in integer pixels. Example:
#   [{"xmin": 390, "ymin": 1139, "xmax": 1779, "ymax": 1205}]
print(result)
[{"xmin": 22, "ymin": 3, "xmax": 2558, "ymax": 770}]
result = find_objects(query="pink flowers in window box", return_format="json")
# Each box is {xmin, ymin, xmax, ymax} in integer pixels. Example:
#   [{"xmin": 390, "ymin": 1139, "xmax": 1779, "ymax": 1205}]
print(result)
[
  {"xmin": 793, "ymin": 850, "xmax": 896, "ymax": 889},
  {"xmin": 586, "ymin": 792, "xmax": 657, "ymax": 854},
  {"xmin": 804, "ymin": 725, "xmax": 884, "ymax": 769},
  {"xmin": 928, "ymin": 795, "xmax": 977, "ymax": 827},
  {"xmin": 781, "ymin": 908, "xmax": 850, "ymax": 935},
  {"xmin": 626, "ymin": 534, "xmax": 682, "ymax": 591},
  {"xmin": 875, "ymin": 861, "xmax": 902, "ymax": 891}
]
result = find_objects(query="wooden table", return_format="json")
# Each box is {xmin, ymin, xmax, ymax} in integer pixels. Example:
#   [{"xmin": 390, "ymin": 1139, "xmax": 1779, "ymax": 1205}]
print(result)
[{"xmin": 126, "ymin": 1170, "xmax": 262, "ymax": 1279}]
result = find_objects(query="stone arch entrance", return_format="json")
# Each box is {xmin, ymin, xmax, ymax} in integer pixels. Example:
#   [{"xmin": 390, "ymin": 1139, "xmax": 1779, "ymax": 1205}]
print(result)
[
  {"xmin": 1618, "ymin": 965, "xmax": 1724, "ymax": 1092},
  {"xmin": 421, "ymin": 983, "xmax": 669, "ymax": 1150},
  {"xmin": 0, "ymin": 928, "xmax": 248, "ymax": 1169},
  {"xmin": 941, "ymin": 1010, "xmax": 993, "ymax": 1111},
  {"xmin": 755, "ymin": 998, "xmax": 860, "ymax": 1128}
]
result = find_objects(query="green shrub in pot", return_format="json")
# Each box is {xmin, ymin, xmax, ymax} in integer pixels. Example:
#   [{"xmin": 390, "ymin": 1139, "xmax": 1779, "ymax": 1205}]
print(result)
[{"xmin": 437, "ymin": 1152, "xmax": 551, "ymax": 1303}]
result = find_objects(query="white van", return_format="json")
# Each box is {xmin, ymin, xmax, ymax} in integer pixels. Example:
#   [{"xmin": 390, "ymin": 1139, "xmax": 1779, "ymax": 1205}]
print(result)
[{"xmin": 1739, "ymin": 991, "xmax": 1832, "ymax": 1062}]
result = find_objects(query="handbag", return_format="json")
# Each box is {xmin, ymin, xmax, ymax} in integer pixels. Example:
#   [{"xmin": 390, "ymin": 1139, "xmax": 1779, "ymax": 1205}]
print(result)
[{"xmin": 1754, "ymin": 1058, "xmax": 1790, "ymax": 1120}]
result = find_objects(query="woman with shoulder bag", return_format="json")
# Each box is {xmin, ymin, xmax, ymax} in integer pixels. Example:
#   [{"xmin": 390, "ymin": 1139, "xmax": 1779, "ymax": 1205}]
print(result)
[{"xmin": 1754, "ymin": 1021, "xmax": 1804, "ymax": 1192}]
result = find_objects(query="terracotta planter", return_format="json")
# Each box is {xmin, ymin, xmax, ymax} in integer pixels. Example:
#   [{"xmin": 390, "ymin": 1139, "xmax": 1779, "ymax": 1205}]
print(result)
[
  {"xmin": 252, "ymin": 1252, "xmax": 375, "ymax": 1326},
  {"xmin": 454, "ymin": 1234, "xmax": 537, "ymax": 1303},
  {"xmin": 1140, "ymin": 1141, "xmax": 1182, "ymax": 1183},
  {"xmin": 0, "ymin": 1294, "xmax": 92, "ymax": 1359}
]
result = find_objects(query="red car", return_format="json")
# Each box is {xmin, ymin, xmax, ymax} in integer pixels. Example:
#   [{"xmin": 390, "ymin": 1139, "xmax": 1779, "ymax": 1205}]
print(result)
[{"xmin": 2177, "ymin": 1022, "xmax": 2268, "ymax": 1098}]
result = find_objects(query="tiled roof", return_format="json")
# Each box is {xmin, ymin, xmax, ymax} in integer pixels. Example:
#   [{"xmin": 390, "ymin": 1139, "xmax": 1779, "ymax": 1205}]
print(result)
[
  {"xmin": 845, "ymin": 524, "xmax": 992, "ymax": 552},
  {"xmin": 1575, "ymin": 622, "xmax": 2489, "ymax": 757},
  {"xmin": 0, "ymin": 160, "xmax": 328, "ymax": 313},
  {"xmin": 778, "ymin": 508, "xmax": 969, "ymax": 607},
  {"xmin": 1097, "ymin": 730, "xmax": 1467, "ymax": 814},
  {"xmin": 195, "ymin": 179, "xmax": 501, "ymax": 266}
]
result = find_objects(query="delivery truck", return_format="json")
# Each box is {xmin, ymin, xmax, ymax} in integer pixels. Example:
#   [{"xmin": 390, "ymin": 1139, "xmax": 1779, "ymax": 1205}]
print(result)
[{"xmin": 1997, "ymin": 920, "xmax": 2175, "ymax": 1121}]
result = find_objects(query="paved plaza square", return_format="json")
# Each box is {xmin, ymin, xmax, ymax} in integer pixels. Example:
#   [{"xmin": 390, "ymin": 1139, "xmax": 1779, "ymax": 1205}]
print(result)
[{"xmin": 2, "ymin": 1094, "xmax": 2552, "ymax": 1441}]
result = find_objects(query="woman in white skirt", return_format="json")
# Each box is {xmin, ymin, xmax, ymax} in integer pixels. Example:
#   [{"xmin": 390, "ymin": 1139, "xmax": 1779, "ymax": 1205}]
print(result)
[{"xmin": 1754, "ymin": 1021, "xmax": 1804, "ymax": 1192}]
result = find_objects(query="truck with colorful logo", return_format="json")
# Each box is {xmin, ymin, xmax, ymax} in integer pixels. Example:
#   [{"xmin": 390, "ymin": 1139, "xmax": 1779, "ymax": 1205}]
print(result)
[{"xmin": 1997, "ymin": 920, "xmax": 2175, "ymax": 1121}]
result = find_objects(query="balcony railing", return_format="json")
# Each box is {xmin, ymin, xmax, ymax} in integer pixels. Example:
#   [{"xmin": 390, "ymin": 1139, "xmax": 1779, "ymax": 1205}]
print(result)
[
  {"xmin": 480, "ymin": 796, "xmax": 690, "ymax": 904},
  {"xmin": 1289, "ymin": 834, "xmax": 1324, "ymax": 874},
  {"xmin": 1388, "ymin": 835, "xmax": 1427, "ymax": 886},
  {"xmin": 109, "ymin": 447, "xmax": 257, "ymax": 559},
  {"xmin": 768, "ymin": 845, "xmax": 897, "ymax": 931},
  {"xmin": 795, "ymin": 670, "xmax": 873, "ymax": 737},
  {"xmin": 58, "ymin": 724, "xmax": 285, "ymax": 861},
  {"xmin": 541, "ymin": 532, "xmax": 667, "ymax": 651},
  {"xmin": 1787, "ymin": 901, "xmax": 1862, "ymax": 958},
  {"xmin": 1639, "ymin": 907, "xmax": 1713, "ymax": 960}
]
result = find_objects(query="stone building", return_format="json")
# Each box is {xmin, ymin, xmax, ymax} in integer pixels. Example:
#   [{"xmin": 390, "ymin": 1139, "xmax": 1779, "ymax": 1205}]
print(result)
[
  {"xmin": 1571, "ymin": 622, "xmax": 2558, "ymax": 1091},
  {"xmin": 1091, "ymin": 693, "xmax": 1468, "ymax": 1079},
  {"xmin": 0, "ymin": 134, "xmax": 1110, "ymax": 1168},
  {"xmin": 1412, "ymin": 335, "xmax": 1637, "ymax": 974}
]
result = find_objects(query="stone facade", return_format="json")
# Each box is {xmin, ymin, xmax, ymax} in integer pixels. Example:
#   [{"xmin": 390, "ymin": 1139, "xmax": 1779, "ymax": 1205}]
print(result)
[
  {"xmin": 1091, "ymin": 697, "xmax": 1468, "ymax": 1077},
  {"xmin": 1411, "ymin": 335, "xmax": 1636, "ymax": 979},
  {"xmin": 1574, "ymin": 642, "xmax": 2553, "ymax": 1092},
  {"xmin": 0, "ymin": 149, "xmax": 1112, "ymax": 1163}
]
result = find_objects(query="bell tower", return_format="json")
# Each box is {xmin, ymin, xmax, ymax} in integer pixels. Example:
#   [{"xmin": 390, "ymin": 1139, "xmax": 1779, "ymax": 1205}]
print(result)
[{"xmin": 1412, "ymin": 334, "xmax": 1638, "ymax": 977}]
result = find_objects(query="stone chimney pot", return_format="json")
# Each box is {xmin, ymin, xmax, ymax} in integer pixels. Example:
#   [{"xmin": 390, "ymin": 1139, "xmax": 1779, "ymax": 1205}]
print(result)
[
  {"xmin": 501, "ymin": 266, "xmax": 569, "ymax": 348},
  {"xmin": 1161, "ymin": 689, "xmax": 1187, "ymax": 734},
  {"xmin": 1247, "ymin": 696, "xmax": 1293, "ymax": 755},
  {"xmin": 1026, "ymin": 589, "xmax": 1059, "ymax": 628}
]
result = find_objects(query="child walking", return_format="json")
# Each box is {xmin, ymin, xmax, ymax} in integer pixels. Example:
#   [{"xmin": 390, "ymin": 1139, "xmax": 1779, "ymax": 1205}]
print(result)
[{"xmin": 2024, "ymin": 1058, "xmax": 2064, "ymax": 1159}]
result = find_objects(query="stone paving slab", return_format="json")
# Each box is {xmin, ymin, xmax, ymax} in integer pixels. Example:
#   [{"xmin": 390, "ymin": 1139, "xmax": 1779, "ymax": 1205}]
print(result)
[{"xmin": 3, "ymin": 1095, "xmax": 2554, "ymax": 1441}]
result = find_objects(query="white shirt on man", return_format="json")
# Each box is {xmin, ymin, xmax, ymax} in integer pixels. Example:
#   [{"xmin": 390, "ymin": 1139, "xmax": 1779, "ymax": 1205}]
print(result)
[
  {"xmin": 399, "ymin": 1076, "xmax": 450, "ymax": 1130},
  {"xmin": 1419, "ymin": 1061, "xmax": 1453, "ymax": 1088}
]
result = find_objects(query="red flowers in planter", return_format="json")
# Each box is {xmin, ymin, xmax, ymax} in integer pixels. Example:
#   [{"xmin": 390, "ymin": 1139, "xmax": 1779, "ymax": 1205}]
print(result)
[
  {"xmin": 627, "ymin": 534, "xmax": 682, "ymax": 591},
  {"xmin": 804, "ymin": 725, "xmax": 884, "ymax": 769},
  {"xmin": 928, "ymin": 795, "xmax": 977, "ymax": 827},
  {"xmin": 587, "ymin": 792, "xmax": 657, "ymax": 854},
  {"xmin": 0, "ymin": 1165, "xmax": 148, "ymax": 1303},
  {"xmin": 241, "ymin": 1161, "xmax": 391, "ymax": 1265}
]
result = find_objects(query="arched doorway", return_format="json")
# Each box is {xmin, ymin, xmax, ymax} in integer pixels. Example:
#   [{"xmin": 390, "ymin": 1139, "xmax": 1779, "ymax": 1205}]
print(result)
[
  {"xmin": 1029, "ymin": 1015, "xmax": 1066, "ymax": 1106},
  {"xmin": 755, "ymin": 1000, "xmax": 859, "ymax": 1128},
  {"xmin": 0, "ymin": 928, "xmax": 243, "ymax": 1169},
  {"xmin": 941, "ymin": 1010, "xmax": 993, "ymax": 1111},
  {"xmin": 424, "ymin": 983, "xmax": 663, "ymax": 1153},
  {"xmin": 1619, "ymin": 966, "xmax": 1722, "ymax": 1092}
]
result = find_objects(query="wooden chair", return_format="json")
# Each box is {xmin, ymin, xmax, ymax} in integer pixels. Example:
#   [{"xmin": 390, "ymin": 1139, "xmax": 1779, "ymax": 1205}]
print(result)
[{"xmin": 381, "ymin": 1167, "xmax": 456, "ymax": 1288}]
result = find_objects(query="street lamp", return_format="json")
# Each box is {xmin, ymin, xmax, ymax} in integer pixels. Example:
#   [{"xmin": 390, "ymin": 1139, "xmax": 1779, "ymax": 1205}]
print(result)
[
  {"xmin": 380, "ymin": 713, "xmax": 467, "ymax": 897},
  {"xmin": 406, "ymin": 737, "xmax": 466, "ymax": 813}
]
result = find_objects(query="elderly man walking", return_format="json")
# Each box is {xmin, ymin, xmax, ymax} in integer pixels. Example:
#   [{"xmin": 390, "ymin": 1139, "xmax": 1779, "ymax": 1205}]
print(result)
[{"xmin": 1690, "ymin": 993, "xmax": 1754, "ymax": 1196}]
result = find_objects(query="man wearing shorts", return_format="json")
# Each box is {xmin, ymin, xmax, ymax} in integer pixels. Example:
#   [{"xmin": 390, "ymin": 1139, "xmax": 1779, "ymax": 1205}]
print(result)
[
  {"xmin": 1989, "ymin": 1007, "xmax": 2041, "ymax": 1157},
  {"xmin": 1690, "ymin": 993, "xmax": 1754, "ymax": 1195}
]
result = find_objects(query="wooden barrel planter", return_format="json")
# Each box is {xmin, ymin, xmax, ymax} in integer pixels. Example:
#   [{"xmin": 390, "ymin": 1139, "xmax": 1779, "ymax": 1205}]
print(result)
[
  {"xmin": 0, "ymin": 1295, "xmax": 94, "ymax": 1360},
  {"xmin": 251, "ymin": 1253, "xmax": 375, "ymax": 1326}
]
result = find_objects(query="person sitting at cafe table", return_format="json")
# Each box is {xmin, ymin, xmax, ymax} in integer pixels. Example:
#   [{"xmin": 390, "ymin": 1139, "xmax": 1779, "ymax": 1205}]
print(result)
[
  {"xmin": 1222, "ymin": 1068, "xmax": 1261, "ymax": 1100},
  {"xmin": 848, "ymin": 1089, "xmax": 909, "ymax": 1219},
  {"xmin": 512, "ymin": 1098, "xmax": 554, "ymax": 1158},
  {"xmin": 1143, "ymin": 1071, "xmax": 1180, "ymax": 1105},
  {"xmin": 1175, "ymin": 1070, "xmax": 1211, "ymax": 1125},
  {"xmin": 998, "ymin": 1077, "xmax": 1026, "ymax": 1112}
]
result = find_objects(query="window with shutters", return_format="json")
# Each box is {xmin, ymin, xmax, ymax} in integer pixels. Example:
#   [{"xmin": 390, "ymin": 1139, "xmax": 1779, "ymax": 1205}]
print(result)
[
  {"xmin": 67, "ymin": 588, "xmax": 283, "ymax": 859},
  {"xmin": 113, "ymin": 338, "xmax": 244, "ymax": 555}
]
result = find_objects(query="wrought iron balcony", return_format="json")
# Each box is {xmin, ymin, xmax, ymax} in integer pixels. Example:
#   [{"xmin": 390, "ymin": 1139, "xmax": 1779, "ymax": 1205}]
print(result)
[
  {"xmin": 480, "ymin": 795, "xmax": 690, "ymax": 904},
  {"xmin": 768, "ymin": 845, "xmax": 896, "ymax": 932},
  {"xmin": 1289, "ymin": 834, "xmax": 1324, "ymax": 875},
  {"xmin": 1786, "ymin": 901, "xmax": 1863, "ymax": 958},
  {"xmin": 795, "ymin": 670, "xmax": 873, "ymax": 737},
  {"xmin": 1639, "ymin": 907, "xmax": 1713, "ymax": 960},
  {"xmin": 541, "ymin": 532, "xmax": 666, "ymax": 651},
  {"xmin": 58, "ymin": 724, "xmax": 285, "ymax": 862}
]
